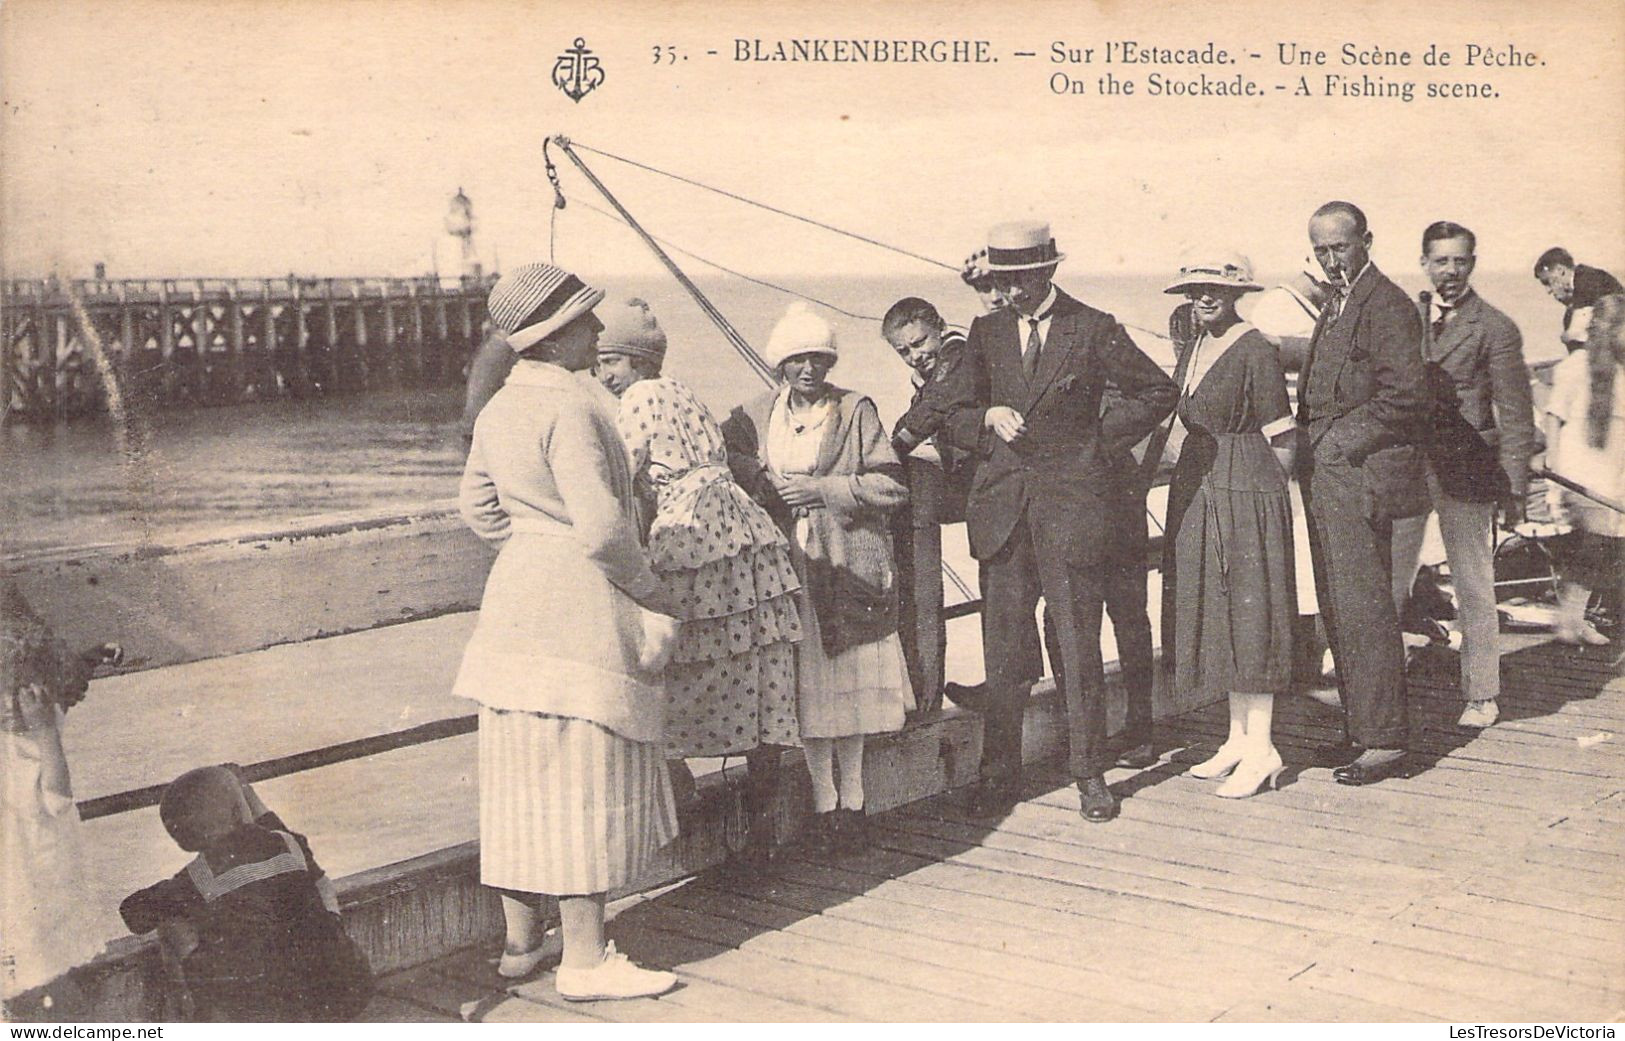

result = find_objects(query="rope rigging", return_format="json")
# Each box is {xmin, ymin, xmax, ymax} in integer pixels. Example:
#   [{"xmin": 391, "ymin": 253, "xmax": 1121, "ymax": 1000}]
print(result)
[
  {"xmin": 568, "ymin": 197, "xmax": 887, "ymax": 322},
  {"xmin": 545, "ymin": 136, "xmax": 980, "ymax": 603},
  {"xmin": 567, "ymin": 141, "xmax": 958, "ymax": 274},
  {"xmin": 541, "ymin": 134, "xmax": 1179, "ymax": 605},
  {"xmin": 554, "ymin": 136, "xmax": 1170, "ymax": 347}
]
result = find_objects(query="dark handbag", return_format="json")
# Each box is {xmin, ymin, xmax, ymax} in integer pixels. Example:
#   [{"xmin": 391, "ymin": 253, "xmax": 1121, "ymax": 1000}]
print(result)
[{"xmin": 810, "ymin": 556, "xmax": 900, "ymax": 657}]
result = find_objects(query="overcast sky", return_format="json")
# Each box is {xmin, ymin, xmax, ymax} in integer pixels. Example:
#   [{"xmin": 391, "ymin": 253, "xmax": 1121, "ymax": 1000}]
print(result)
[{"xmin": 3, "ymin": 0, "xmax": 1621, "ymax": 283}]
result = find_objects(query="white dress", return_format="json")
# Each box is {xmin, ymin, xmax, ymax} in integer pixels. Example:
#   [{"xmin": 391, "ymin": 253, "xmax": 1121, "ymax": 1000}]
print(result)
[
  {"xmin": 1, "ymin": 715, "xmax": 105, "ymax": 999},
  {"xmin": 763, "ymin": 390, "xmax": 914, "ymax": 738}
]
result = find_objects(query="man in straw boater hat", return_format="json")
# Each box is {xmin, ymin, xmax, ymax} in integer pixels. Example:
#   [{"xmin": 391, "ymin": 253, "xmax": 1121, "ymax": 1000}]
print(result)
[{"xmin": 935, "ymin": 220, "xmax": 1178, "ymax": 822}]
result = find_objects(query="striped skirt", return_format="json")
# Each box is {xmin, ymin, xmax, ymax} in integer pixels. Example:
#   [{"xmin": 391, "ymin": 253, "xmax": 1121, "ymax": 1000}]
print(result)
[{"xmin": 477, "ymin": 708, "xmax": 678, "ymax": 895}]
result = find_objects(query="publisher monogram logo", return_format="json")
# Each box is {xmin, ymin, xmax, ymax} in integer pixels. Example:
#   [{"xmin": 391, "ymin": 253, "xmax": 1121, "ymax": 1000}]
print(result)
[{"xmin": 553, "ymin": 38, "xmax": 605, "ymax": 103}]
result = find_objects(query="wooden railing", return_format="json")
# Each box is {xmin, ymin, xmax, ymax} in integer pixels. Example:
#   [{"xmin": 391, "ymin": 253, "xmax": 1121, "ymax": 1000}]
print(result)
[
  {"xmin": 1, "ymin": 275, "xmax": 495, "ymax": 420},
  {"xmin": 12, "ymin": 458, "xmax": 1170, "ymax": 826},
  {"xmin": 13, "ymin": 461, "xmax": 1180, "ymax": 1013}
]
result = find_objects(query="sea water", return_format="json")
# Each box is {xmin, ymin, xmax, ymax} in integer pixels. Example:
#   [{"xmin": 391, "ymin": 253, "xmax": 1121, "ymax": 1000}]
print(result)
[{"xmin": 0, "ymin": 270, "xmax": 1563, "ymax": 555}]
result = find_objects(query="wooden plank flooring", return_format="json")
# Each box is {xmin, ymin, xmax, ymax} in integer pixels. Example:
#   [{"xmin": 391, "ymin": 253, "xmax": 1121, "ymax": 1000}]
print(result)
[{"xmin": 372, "ymin": 637, "xmax": 1623, "ymax": 1022}]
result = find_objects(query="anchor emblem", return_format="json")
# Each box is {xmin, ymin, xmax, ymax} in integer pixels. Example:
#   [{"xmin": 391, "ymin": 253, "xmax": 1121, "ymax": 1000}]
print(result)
[{"xmin": 552, "ymin": 38, "xmax": 605, "ymax": 103}]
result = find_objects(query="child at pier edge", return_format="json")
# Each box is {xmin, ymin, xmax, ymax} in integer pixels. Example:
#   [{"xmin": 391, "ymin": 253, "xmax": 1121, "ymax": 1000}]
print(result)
[{"xmin": 118, "ymin": 765, "xmax": 373, "ymax": 1021}]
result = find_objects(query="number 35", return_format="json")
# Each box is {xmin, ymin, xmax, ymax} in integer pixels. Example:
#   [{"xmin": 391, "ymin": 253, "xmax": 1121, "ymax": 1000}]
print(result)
[{"xmin": 651, "ymin": 44, "xmax": 679, "ymax": 64}]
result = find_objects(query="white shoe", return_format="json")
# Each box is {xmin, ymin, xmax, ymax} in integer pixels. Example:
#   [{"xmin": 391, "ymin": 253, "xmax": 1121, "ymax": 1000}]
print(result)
[
  {"xmin": 1556, "ymin": 619, "xmax": 1611, "ymax": 646},
  {"xmin": 1457, "ymin": 700, "xmax": 1499, "ymax": 728},
  {"xmin": 1188, "ymin": 742, "xmax": 1247, "ymax": 780},
  {"xmin": 497, "ymin": 930, "xmax": 564, "ymax": 978},
  {"xmin": 555, "ymin": 942, "xmax": 677, "ymax": 1001},
  {"xmin": 1214, "ymin": 747, "xmax": 1285, "ymax": 799}
]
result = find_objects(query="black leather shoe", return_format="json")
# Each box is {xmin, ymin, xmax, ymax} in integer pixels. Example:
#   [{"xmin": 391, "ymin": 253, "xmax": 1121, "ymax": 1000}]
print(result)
[
  {"xmin": 1332, "ymin": 748, "xmax": 1409, "ymax": 786},
  {"xmin": 944, "ymin": 682, "xmax": 989, "ymax": 713},
  {"xmin": 964, "ymin": 777, "xmax": 1020, "ymax": 819},
  {"xmin": 833, "ymin": 808, "xmax": 870, "ymax": 854},
  {"xmin": 1077, "ymin": 776, "xmax": 1119, "ymax": 823},
  {"xmin": 1114, "ymin": 740, "xmax": 1159, "ymax": 770},
  {"xmin": 801, "ymin": 810, "xmax": 838, "ymax": 855}
]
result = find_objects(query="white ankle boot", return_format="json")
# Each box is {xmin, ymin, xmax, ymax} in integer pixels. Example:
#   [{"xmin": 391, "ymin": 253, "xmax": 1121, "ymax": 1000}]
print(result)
[
  {"xmin": 1190, "ymin": 693, "xmax": 1248, "ymax": 779},
  {"xmin": 1214, "ymin": 694, "xmax": 1283, "ymax": 798},
  {"xmin": 1189, "ymin": 742, "xmax": 1247, "ymax": 779},
  {"xmin": 1215, "ymin": 746, "xmax": 1284, "ymax": 798}
]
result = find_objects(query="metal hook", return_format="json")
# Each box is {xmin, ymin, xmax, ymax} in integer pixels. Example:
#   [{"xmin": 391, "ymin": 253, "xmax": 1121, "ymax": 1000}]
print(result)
[{"xmin": 542, "ymin": 137, "xmax": 567, "ymax": 211}]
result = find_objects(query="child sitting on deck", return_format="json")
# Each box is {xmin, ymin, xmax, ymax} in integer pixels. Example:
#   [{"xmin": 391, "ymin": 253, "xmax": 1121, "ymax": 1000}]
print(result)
[{"xmin": 119, "ymin": 765, "xmax": 372, "ymax": 1022}]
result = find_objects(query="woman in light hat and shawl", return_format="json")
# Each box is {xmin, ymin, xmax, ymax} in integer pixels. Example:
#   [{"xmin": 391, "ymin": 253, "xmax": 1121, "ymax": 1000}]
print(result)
[
  {"xmin": 723, "ymin": 302, "xmax": 913, "ymax": 855},
  {"xmin": 594, "ymin": 298, "xmax": 805, "ymax": 867},
  {"xmin": 1161, "ymin": 254, "xmax": 1298, "ymax": 799},
  {"xmin": 453, "ymin": 263, "xmax": 681, "ymax": 1001}
]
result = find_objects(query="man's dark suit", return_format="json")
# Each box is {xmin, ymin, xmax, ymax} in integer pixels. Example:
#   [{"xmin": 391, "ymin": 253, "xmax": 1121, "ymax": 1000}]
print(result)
[
  {"xmin": 939, "ymin": 288, "xmax": 1176, "ymax": 781},
  {"xmin": 1298, "ymin": 265, "xmax": 1429, "ymax": 750},
  {"xmin": 1418, "ymin": 289, "xmax": 1536, "ymax": 504}
]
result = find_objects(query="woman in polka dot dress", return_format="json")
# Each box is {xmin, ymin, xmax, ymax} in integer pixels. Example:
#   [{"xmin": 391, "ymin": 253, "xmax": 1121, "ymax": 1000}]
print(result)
[{"xmin": 594, "ymin": 298, "xmax": 804, "ymax": 866}]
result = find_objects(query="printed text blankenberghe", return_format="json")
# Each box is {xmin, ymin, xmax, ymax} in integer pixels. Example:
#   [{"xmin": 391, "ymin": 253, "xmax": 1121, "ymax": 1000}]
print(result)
[{"xmin": 734, "ymin": 39, "xmax": 993, "ymax": 63}]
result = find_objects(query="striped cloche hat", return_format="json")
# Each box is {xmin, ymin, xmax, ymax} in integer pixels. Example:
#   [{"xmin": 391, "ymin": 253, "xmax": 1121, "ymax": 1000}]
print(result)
[{"xmin": 486, "ymin": 262, "xmax": 606, "ymax": 353}]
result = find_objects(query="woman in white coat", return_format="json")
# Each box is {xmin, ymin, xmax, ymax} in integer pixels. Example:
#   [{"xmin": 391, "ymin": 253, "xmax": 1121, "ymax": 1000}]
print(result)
[{"xmin": 454, "ymin": 263, "xmax": 681, "ymax": 1002}]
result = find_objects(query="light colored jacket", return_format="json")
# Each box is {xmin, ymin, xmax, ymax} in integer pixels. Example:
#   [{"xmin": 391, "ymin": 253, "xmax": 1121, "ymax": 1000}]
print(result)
[
  {"xmin": 723, "ymin": 387, "xmax": 908, "ymax": 655},
  {"xmin": 453, "ymin": 360, "xmax": 669, "ymax": 742}
]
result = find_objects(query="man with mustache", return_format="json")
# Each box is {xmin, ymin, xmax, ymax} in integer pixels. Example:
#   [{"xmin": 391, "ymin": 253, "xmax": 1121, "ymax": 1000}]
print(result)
[
  {"xmin": 1392, "ymin": 222, "xmax": 1535, "ymax": 730},
  {"xmin": 1299, "ymin": 201, "xmax": 1430, "ymax": 785}
]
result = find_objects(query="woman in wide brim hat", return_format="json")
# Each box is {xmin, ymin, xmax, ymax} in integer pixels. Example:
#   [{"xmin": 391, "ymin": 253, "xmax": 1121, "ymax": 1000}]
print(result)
[
  {"xmin": 1158, "ymin": 252, "xmax": 1299, "ymax": 801},
  {"xmin": 721, "ymin": 302, "xmax": 914, "ymax": 856},
  {"xmin": 593, "ymin": 297, "xmax": 806, "ymax": 869},
  {"xmin": 452, "ymin": 262, "xmax": 681, "ymax": 1001}
]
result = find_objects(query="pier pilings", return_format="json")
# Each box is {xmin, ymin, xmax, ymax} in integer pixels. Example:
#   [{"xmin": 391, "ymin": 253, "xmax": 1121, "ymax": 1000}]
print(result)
[{"xmin": 1, "ymin": 275, "xmax": 494, "ymax": 421}]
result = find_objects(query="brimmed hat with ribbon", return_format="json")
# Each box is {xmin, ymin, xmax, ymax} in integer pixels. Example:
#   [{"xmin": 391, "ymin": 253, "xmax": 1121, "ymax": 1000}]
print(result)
[
  {"xmin": 486, "ymin": 262, "xmax": 606, "ymax": 353},
  {"xmin": 596, "ymin": 297, "xmax": 668, "ymax": 366},
  {"xmin": 1163, "ymin": 252, "xmax": 1265, "ymax": 295},
  {"xmin": 984, "ymin": 221, "xmax": 1066, "ymax": 272},
  {"xmin": 764, "ymin": 301, "xmax": 838, "ymax": 369}
]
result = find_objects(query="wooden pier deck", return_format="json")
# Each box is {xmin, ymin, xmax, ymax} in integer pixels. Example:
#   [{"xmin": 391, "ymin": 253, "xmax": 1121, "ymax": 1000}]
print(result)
[{"xmin": 366, "ymin": 636, "xmax": 1625, "ymax": 1023}]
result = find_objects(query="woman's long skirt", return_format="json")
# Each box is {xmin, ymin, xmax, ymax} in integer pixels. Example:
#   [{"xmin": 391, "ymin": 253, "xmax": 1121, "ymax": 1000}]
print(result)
[{"xmin": 477, "ymin": 707, "xmax": 678, "ymax": 896}]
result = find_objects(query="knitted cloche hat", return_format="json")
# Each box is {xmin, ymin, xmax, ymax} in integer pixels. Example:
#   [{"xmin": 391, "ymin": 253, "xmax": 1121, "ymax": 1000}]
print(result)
[
  {"xmin": 763, "ymin": 301, "xmax": 838, "ymax": 369},
  {"xmin": 595, "ymin": 297, "xmax": 668, "ymax": 365}
]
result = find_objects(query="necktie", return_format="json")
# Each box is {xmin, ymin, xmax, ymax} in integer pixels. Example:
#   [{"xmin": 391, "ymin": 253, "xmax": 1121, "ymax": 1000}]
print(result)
[
  {"xmin": 1431, "ymin": 306, "xmax": 1449, "ymax": 342},
  {"xmin": 1023, "ymin": 308, "xmax": 1051, "ymax": 380}
]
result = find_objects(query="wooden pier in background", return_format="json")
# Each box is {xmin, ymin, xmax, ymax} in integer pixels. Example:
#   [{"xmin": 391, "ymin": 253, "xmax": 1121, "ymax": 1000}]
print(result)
[{"xmin": 1, "ymin": 275, "xmax": 493, "ymax": 420}]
